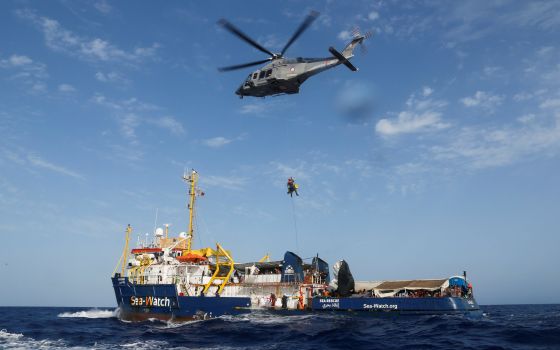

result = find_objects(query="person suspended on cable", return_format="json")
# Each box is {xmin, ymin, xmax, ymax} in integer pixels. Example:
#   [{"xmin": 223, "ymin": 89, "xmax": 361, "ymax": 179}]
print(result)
[{"xmin": 287, "ymin": 177, "xmax": 299, "ymax": 197}]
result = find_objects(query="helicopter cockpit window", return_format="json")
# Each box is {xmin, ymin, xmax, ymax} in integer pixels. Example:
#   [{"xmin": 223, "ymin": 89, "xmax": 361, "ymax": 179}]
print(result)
[
  {"xmin": 252, "ymin": 73, "xmax": 258, "ymax": 79},
  {"xmin": 258, "ymin": 70, "xmax": 266, "ymax": 79},
  {"xmin": 265, "ymin": 69, "xmax": 272, "ymax": 77}
]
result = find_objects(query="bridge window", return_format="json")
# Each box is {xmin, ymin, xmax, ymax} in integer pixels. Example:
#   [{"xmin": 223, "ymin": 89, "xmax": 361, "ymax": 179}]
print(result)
[
  {"xmin": 265, "ymin": 69, "xmax": 272, "ymax": 77},
  {"xmin": 258, "ymin": 70, "xmax": 266, "ymax": 79}
]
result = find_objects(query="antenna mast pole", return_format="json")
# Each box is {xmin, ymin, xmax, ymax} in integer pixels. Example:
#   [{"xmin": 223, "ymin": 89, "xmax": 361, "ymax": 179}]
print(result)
[{"xmin": 183, "ymin": 169, "xmax": 199, "ymax": 252}]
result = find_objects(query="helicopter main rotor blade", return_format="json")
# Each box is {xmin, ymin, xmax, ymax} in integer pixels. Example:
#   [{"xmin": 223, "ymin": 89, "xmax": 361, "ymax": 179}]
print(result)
[
  {"xmin": 218, "ymin": 19, "xmax": 275, "ymax": 57},
  {"xmin": 280, "ymin": 10, "xmax": 319, "ymax": 56},
  {"xmin": 218, "ymin": 58, "xmax": 272, "ymax": 72}
]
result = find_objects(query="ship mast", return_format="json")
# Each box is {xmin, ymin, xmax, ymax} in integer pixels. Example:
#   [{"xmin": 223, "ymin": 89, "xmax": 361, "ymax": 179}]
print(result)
[
  {"xmin": 122, "ymin": 224, "xmax": 131, "ymax": 275},
  {"xmin": 183, "ymin": 169, "xmax": 199, "ymax": 252}
]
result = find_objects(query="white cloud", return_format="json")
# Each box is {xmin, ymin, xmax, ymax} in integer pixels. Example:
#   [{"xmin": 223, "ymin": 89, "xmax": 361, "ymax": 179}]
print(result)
[
  {"xmin": 344, "ymin": 159, "xmax": 373, "ymax": 178},
  {"xmin": 0, "ymin": 53, "xmax": 48, "ymax": 92},
  {"xmin": 268, "ymin": 161, "xmax": 311, "ymax": 182},
  {"xmin": 499, "ymin": 2, "xmax": 560, "ymax": 30},
  {"xmin": 27, "ymin": 154, "xmax": 84, "ymax": 179},
  {"xmin": 542, "ymin": 63, "xmax": 560, "ymax": 82},
  {"xmin": 58, "ymin": 84, "xmax": 75, "ymax": 92},
  {"xmin": 537, "ymin": 46, "xmax": 554, "ymax": 57},
  {"xmin": 8, "ymin": 55, "xmax": 33, "ymax": 66},
  {"xmin": 368, "ymin": 11, "xmax": 380, "ymax": 21},
  {"xmin": 202, "ymin": 175, "xmax": 247, "ymax": 190},
  {"xmin": 31, "ymin": 82, "xmax": 47, "ymax": 93},
  {"xmin": 513, "ymin": 89, "xmax": 547, "ymax": 102},
  {"xmin": 337, "ymin": 30, "xmax": 353, "ymax": 41},
  {"xmin": 94, "ymin": 0, "xmax": 112, "ymax": 14},
  {"xmin": 92, "ymin": 94, "xmax": 159, "ymax": 112},
  {"xmin": 376, "ymin": 112, "xmax": 447, "ymax": 136},
  {"xmin": 17, "ymin": 9, "xmax": 158, "ymax": 63},
  {"xmin": 431, "ymin": 121, "xmax": 560, "ymax": 169},
  {"xmin": 517, "ymin": 114, "xmax": 536, "ymax": 124},
  {"xmin": 118, "ymin": 114, "xmax": 140, "ymax": 142},
  {"xmin": 0, "ymin": 148, "xmax": 84, "ymax": 179},
  {"xmin": 422, "ymin": 86, "xmax": 433, "ymax": 97},
  {"xmin": 376, "ymin": 89, "xmax": 449, "ymax": 136},
  {"xmin": 203, "ymin": 137, "xmax": 232, "ymax": 148},
  {"xmin": 540, "ymin": 98, "xmax": 560, "ymax": 109},
  {"xmin": 92, "ymin": 94, "xmax": 183, "ymax": 142},
  {"xmin": 147, "ymin": 116, "xmax": 185, "ymax": 135},
  {"xmin": 460, "ymin": 91, "xmax": 504, "ymax": 111},
  {"xmin": 202, "ymin": 133, "xmax": 246, "ymax": 148},
  {"xmin": 95, "ymin": 71, "xmax": 127, "ymax": 84},
  {"xmin": 483, "ymin": 66, "xmax": 501, "ymax": 76},
  {"xmin": 428, "ymin": 88, "xmax": 560, "ymax": 170},
  {"xmin": 513, "ymin": 92, "xmax": 533, "ymax": 102},
  {"xmin": 240, "ymin": 104, "xmax": 266, "ymax": 115},
  {"xmin": 259, "ymin": 34, "xmax": 282, "ymax": 51}
]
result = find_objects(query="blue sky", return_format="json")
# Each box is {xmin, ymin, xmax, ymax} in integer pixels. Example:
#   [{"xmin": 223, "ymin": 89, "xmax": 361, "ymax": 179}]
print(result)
[{"xmin": 1, "ymin": 0, "xmax": 559, "ymax": 306}]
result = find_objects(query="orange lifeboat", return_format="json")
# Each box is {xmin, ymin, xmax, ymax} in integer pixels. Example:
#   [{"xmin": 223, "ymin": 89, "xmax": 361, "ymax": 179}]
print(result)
[{"xmin": 177, "ymin": 252, "xmax": 207, "ymax": 263}]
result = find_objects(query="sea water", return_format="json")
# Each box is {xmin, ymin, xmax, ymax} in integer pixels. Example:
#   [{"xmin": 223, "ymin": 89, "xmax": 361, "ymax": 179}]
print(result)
[{"xmin": 1, "ymin": 305, "xmax": 559, "ymax": 349}]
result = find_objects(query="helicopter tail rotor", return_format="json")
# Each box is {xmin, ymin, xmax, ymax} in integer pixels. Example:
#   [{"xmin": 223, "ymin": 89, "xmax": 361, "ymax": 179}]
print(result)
[{"xmin": 351, "ymin": 27, "xmax": 374, "ymax": 55}]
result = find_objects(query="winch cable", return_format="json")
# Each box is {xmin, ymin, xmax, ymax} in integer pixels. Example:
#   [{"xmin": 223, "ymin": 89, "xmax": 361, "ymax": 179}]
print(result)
[
  {"xmin": 195, "ymin": 209, "xmax": 213, "ymax": 248},
  {"xmin": 290, "ymin": 198, "xmax": 300, "ymax": 255},
  {"xmin": 194, "ymin": 212, "xmax": 204, "ymax": 248}
]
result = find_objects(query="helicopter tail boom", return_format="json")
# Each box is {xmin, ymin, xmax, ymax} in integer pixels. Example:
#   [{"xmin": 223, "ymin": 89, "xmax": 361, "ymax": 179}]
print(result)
[
  {"xmin": 341, "ymin": 36, "xmax": 365, "ymax": 58},
  {"xmin": 329, "ymin": 46, "xmax": 358, "ymax": 71}
]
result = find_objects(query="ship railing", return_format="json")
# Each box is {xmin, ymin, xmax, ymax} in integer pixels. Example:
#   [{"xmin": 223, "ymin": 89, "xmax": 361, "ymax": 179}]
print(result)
[{"xmin": 244, "ymin": 274, "xmax": 281, "ymax": 284}]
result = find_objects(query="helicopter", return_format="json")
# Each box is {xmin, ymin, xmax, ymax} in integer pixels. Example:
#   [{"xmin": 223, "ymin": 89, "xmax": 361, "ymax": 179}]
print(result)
[{"xmin": 218, "ymin": 11, "xmax": 371, "ymax": 98}]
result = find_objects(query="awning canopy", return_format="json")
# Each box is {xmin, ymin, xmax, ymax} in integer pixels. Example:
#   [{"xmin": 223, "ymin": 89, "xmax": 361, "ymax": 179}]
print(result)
[
  {"xmin": 375, "ymin": 279, "xmax": 448, "ymax": 291},
  {"xmin": 234, "ymin": 261, "xmax": 283, "ymax": 270}
]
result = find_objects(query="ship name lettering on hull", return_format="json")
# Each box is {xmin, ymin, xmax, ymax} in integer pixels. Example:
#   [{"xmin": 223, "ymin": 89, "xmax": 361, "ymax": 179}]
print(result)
[
  {"xmin": 363, "ymin": 303, "xmax": 398, "ymax": 310},
  {"xmin": 130, "ymin": 296, "xmax": 171, "ymax": 307}
]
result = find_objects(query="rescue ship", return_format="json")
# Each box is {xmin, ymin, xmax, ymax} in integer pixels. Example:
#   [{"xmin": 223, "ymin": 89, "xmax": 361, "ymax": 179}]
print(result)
[{"xmin": 111, "ymin": 170, "xmax": 480, "ymax": 321}]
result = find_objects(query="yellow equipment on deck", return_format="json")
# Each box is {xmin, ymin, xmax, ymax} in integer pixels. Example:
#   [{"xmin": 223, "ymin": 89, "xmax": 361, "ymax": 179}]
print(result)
[{"xmin": 203, "ymin": 243, "xmax": 235, "ymax": 295}]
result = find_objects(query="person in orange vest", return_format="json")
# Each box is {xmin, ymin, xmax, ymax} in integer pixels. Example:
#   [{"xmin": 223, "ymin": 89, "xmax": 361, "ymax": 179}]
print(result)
[{"xmin": 287, "ymin": 177, "xmax": 299, "ymax": 197}]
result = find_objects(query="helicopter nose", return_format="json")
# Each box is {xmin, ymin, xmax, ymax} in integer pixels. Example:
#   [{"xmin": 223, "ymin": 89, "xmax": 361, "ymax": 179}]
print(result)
[{"xmin": 235, "ymin": 87, "xmax": 242, "ymax": 95}]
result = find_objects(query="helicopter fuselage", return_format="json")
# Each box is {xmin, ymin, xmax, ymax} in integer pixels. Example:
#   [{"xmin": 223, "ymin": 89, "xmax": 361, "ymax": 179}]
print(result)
[
  {"xmin": 236, "ymin": 56, "xmax": 344, "ymax": 98},
  {"xmin": 218, "ymin": 11, "xmax": 368, "ymax": 98}
]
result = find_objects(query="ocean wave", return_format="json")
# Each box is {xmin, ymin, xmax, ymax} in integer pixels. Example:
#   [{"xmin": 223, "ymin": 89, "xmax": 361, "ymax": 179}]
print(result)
[
  {"xmin": 120, "ymin": 340, "xmax": 169, "ymax": 349},
  {"xmin": 220, "ymin": 311, "xmax": 318, "ymax": 325},
  {"xmin": 0, "ymin": 329, "xmax": 70, "ymax": 350},
  {"xmin": 2, "ymin": 305, "xmax": 560, "ymax": 349},
  {"xmin": 58, "ymin": 309, "xmax": 116, "ymax": 319},
  {"xmin": 0, "ymin": 329, "xmax": 24, "ymax": 341}
]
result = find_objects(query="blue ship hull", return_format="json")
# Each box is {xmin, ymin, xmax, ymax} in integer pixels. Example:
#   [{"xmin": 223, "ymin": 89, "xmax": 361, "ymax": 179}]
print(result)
[
  {"xmin": 311, "ymin": 296, "xmax": 480, "ymax": 315},
  {"xmin": 112, "ymin": 277, "xmax": 251, "ymax": 321},
  {"xmin": 113, "ymin": 277, "xmax": 480, "ymax": 321}
]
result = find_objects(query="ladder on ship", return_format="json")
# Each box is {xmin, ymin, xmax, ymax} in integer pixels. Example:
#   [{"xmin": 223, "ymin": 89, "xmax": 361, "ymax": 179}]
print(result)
[{"xmin": 202, "ymin": 243, "xmax": 235, "ymax": 295}]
